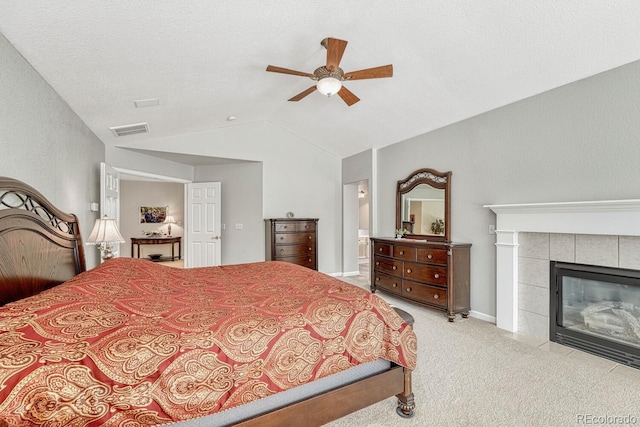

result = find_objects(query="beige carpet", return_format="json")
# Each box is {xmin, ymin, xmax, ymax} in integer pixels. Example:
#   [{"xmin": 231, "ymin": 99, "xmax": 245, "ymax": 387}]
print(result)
[{"xmin": 330, "ymin": 274, "xmax": 640, "ymax": 427}]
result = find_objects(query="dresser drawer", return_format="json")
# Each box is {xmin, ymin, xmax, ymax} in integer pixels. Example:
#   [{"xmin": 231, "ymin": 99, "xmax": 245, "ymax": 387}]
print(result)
[
  {"xmin": 403, "ymin": 280, "xmax": 447, "ymax": 308},
  {"xmin": 416, "ymin": 248, "xmax": 448, "ymax": 265},
  {"xmin": 393, "ymin": 245, "xmax": 416, "ymax": 261},
  {"xmin": 373, "ymin": 272, "xmax": 402, "ymax": 295},
  {"xmin": 274, "ymin": 222, "xmax": 297, "ymax": 232},
  {"xmin": 403, "ymin": 262, "xmax": 447, "ymax": 286},
  {"xmin": 275, "ymin": 244, "xmax": 314, "ymax": 256},
  {"xmin": 373, "ymin": 256, "xmax": 402, "ymax": 276},
  {"xmin": 278, "ymin": 255, "xmax": 316, "ymax": 269},
  {"xmin": 275, "ymin": 233, "xmax": 315, "ymax": 245},
  {"xmin": 373, "ymin": 242, "xmax": 392, "ymax": 257},
  {"xmin": 296, "ymin": 221, "xmax": 316, "ymax": 232}
]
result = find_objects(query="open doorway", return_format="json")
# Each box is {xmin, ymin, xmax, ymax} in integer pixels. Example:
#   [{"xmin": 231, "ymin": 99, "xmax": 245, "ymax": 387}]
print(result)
[
  {"xmin": 342, "ymin": 180, "xmax": 370, "ymax": 279},
  {"xmin": 357, "ymin": 181, "xmax": 370, "ymax": 277},
  {"xmin": 115, "ymin": 167, "xmax": 190, "ymax": 265}
]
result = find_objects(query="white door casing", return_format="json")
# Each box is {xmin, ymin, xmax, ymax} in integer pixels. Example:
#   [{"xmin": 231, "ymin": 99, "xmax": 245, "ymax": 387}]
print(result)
[
  {"xmin": 100, "ymin": 162, "xmax": 121, "ymax": 258},
  {"xmin": 186, "ymin": 182, "xmax": 221, "ymax": 267}
]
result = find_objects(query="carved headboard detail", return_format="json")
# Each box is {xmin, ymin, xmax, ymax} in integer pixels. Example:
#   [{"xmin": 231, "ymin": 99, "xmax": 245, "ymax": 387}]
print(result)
[{"xmin": 0, "ymin": 177, "xmax": 86, "ymax": 305}]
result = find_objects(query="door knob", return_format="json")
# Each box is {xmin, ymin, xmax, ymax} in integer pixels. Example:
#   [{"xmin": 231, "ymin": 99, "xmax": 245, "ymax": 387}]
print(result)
[{"xmin": 212, "ymin": 236, "xmax": 220, "ymax": 240}]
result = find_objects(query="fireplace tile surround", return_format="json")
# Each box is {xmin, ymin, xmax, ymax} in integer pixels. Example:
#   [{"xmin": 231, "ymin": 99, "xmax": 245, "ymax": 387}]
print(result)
[
  {"xmin": 518, "ymin": 232, "xmax": 640, "ymax": 338},
  {"xmin": 486, "ymin": 199, "xmax": 640, "ymax": 336}
]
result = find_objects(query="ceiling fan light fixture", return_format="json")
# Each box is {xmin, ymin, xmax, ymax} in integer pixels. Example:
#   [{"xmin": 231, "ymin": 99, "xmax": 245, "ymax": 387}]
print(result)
[{"xmin": 316, "ymin": 77, "xmax": 342, "ymax": 97}]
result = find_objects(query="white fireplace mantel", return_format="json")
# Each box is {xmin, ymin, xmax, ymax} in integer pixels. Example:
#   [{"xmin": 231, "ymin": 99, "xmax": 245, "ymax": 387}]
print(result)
[{"xmin": 484, "ymin": 199, "xmax": 640, "ymax": 332}]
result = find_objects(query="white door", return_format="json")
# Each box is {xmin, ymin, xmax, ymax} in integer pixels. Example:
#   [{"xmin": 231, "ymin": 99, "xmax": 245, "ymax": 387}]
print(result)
[
  {"xmin": 186, "ymin": 182, "xmax": 221, "ymax": 267},
  {"xmin": 100, "ymin": 162, "xmax": 121, "ymax": 258}
]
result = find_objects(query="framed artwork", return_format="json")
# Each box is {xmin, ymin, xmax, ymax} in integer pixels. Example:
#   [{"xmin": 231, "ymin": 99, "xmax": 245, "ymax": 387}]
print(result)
[{"xmin": 140, "ymin": 206, "xmax": 167, "ymax": 223}]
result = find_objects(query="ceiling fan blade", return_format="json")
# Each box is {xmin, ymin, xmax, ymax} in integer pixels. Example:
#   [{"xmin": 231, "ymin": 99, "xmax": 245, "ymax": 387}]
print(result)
[
  {"xmin": 343, "ymin": 64, "xmax": 393, "ymax": 81},
  {"xmin": 288, "ymin": 86, "xmax": 317, "ymax": 102},
  {"xmin": 337, "ymin": 86, "xmax": 360, "ymax": 106},
  {"xmin": 266, "ymin": 65, "xmax": 315, "ymax": 78},
  {"xmin": 324, "ymin": 38, "xmax": 348, "ymax": 71}
]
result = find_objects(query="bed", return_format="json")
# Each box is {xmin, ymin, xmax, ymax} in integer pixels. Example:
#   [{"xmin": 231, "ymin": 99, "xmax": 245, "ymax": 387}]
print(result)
[{"xmin": 0, "ymin": 177, "xmax": 417, "ymax": 426}]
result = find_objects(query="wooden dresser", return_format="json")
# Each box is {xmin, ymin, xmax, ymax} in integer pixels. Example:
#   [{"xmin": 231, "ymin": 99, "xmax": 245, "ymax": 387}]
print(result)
[
  {"xmin": 370, "ymin": 237, "xmax": 471, "ymax": 321},
  {"xmin": 265, "ymin": 218, "xmax": 318, "ymax": 270}
]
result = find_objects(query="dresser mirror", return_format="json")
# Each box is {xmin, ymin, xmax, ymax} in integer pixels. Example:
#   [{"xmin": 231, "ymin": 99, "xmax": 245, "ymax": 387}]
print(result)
[{"xmin": 396, "ymin": 168, "xmax": 451, "ymax": 241}]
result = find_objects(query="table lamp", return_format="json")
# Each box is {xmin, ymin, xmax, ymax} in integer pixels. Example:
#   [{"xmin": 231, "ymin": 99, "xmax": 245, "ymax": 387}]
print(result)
[
  {"xmin": 86, "ymin": 216, "xmax": 125, "ymax": 260},
  {"xmin": 163, "ymin": 215, "xmax": 177, "ymax": 236}
]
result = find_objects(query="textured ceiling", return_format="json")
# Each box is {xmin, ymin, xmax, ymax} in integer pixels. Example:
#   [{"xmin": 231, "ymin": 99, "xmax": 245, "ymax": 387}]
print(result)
[{"xmin": 2, "ymin": 1, "xmax": 640, "ymax": 159}]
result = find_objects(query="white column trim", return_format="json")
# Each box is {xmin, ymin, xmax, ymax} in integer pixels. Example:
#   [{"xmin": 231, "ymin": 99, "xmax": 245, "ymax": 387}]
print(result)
[{"xmin": 494, "ymin": 230, "xmax": 519, "ymax": 332}]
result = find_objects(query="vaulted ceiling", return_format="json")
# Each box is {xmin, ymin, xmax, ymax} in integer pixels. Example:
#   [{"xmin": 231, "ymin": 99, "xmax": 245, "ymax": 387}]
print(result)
[{"xmin": 2, "ymin": 2, "xmax": 640, "ymax": 160}]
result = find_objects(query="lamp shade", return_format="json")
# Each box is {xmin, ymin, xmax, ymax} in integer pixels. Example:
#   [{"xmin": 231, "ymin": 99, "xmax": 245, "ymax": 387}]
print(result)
[
  {"xmin": 163, "ymin": 215, "xmax": 177, "ymax": 224},
  {"xmin": 316, "ymin": 77, "xmax": 342, "ymax": 97},
  {"xmin": 86, "ymin": 217, "xmax": 125, "ymax": 245}
]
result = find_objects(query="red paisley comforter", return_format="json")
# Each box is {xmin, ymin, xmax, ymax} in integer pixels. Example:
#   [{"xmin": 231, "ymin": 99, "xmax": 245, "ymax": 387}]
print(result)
[{"xmin": 0, "ymin": 258, "xmax": 416, "ymax": 426}]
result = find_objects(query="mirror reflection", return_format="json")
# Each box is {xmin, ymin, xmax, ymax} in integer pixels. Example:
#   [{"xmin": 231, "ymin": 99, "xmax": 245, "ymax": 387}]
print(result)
[
  {"xmin": 396, "ymin": 168, "xmax": 451, "ymax": 241},
  {"xmin": 400, "ymin": 184, "xmax": 445, "ymax": 235}
]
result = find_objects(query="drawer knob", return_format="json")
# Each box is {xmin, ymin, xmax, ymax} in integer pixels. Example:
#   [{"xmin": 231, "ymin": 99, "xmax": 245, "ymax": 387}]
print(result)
[
  {"xmin": 279, "ymin": 249, "xmax": 284, "ymax": 253},
  {"xmin": 406, "ymin": 268, "xmax": 412, "ymax": 274},
  {"xmin": 434, "ymin": 294, "xmax": 439, "ymax": 300},
  {"xmin": 434, "ymin": 273, "xmax": 440, "ymax": 279},
  {"xmin": 406, "ymin": 287, "xmax": 412, "ymax": 292},
  {"xmin": 283, "ymin": 225, "xmax": 287, "ymax": 229},
  {"xmin": 308, "ymin": 236, "xmax": 312, "ymax": 240},
  {"xmin": 308, "ymin": 247, "xmax": 312, "ymax": 251},
  {"xmin": 427, "ymin": 254, "xmax": 433, "ymax": 259},
  {"xmin": 393, "ymin": 283, "xmax": 398, "ymax": 288},
  {"xmin": 379, "ymin": 248, "xmax": 383, "ymax": 252},
  {"xmin": 376, "ymin": 261, "xmax": 380, "ymax": 266},
  {"xmin": 304, "ymin": 225, "xmax": 308, "ymax": 229},
  {"xmin": 376, "ymin": 277, "xmax": 380, "ymax": 281},
  {"xmin": 392, "ymin": 266, "xmax": 398, "ymax": 270},
  {"xmin": 400, "ymin": 250, "xmax": 405, "ymax": 255}
]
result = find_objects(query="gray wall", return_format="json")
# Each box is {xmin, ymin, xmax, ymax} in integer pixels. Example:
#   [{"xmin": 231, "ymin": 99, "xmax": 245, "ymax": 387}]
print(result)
[
  {"xmin": 120, "ymin": 181, "xmax": 185, "ymax": 258},
  {"xmin": 0, "ymin": 34, "xmax": 105, "ymax": 268},
  {"xmin": 195, "ymin": 162, "xmax": 264, "ymax": 265},
  {"xmin": 373, "ymin": 60, "xmax": 640, "ymax": 319}
]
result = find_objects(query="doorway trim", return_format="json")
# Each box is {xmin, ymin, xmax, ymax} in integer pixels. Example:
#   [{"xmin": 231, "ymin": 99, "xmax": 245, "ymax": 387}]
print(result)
[{"xmin": 114, "ymin": 167, "xmax": 191, "ymax": 184}]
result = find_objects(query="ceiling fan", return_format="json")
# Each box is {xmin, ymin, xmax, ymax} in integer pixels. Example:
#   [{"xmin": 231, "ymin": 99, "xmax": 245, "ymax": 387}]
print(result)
[{"xmin": 266, "ymin": 37, "xmax": 393, "ymax": 106}]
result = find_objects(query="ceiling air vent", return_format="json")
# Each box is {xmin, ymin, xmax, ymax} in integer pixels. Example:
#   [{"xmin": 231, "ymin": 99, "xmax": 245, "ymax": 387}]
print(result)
[{"xmin": 110, "ymin": 122, "xmax": 149, "ymax": 137}]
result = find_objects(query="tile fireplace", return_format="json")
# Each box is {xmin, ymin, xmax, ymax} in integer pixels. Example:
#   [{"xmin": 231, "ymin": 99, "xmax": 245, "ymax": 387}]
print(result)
[{"xmin": 485, "ymin": 199, "xmax": 640, "ymax": 335}]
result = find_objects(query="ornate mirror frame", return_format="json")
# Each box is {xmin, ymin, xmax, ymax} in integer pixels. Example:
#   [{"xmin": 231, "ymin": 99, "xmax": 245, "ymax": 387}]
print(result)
[{"xmin": 396, "ymin": 168, "xmax": 452, "ymax": 242}]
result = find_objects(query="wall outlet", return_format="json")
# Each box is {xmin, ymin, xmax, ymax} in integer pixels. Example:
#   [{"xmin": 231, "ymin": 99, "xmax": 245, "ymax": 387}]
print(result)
[
  {"xmin": 235, "ymin": 223, "xmax": 243, "ymax": 230},
  {"xmin": 488, "ymin": 224, "xmax": 496, "ymax": 234}
]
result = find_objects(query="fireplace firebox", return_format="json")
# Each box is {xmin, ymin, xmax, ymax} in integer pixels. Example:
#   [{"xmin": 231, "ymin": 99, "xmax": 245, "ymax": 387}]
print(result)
[{"xmin": 550, "ymin": 262, "xmax": 640, "ymax": 369}]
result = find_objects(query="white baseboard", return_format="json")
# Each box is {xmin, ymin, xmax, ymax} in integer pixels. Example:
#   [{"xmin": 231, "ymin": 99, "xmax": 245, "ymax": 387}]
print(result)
[
  {"xmin": 342, "ymin": 271, "xmax": 360, "ymax": 277},
  {"xmin": 469, "ymin": 310, "xmax": 496, "ymax": 324},
  {"xmin": 326, "ymin": 271, "xmax": 360, "ymax": 277}
]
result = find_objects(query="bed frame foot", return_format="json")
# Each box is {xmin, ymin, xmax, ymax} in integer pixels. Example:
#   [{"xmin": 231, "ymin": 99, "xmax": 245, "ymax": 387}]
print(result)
[
  {"xmin": 395, "ymin": 365, "xmax": 415, "ymax": 418},
  {"xmin": 396, "ymin": 392, "xmax": 415, "ymax": 418}
]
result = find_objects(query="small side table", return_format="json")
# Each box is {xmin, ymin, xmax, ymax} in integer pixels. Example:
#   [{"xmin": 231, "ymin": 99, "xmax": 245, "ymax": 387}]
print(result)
[{"xmin": 130, "ymin": 236, "xmax": 182, "ymax": 261}]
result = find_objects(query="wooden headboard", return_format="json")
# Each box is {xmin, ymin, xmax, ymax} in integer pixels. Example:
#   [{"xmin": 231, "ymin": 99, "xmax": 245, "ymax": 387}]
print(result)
[{"xmin": 0, "ymin": 177, "xmax": 86, "ymax": 305}]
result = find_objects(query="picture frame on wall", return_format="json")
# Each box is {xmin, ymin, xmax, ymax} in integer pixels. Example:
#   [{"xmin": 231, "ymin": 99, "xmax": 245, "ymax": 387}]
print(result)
[{"xmin": 140, "ymin": 206, "xmax": 167, "ymax": 223}]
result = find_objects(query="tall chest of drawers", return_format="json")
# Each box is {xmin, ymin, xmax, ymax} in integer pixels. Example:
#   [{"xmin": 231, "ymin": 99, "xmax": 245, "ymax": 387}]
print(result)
[
  {"xmin": 370, "ymin": 237, "xmax": 471, "ymax": 321},
  {"xmin": 265, "ymin": 218, "xmax": 318, "ymax": 270}
]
